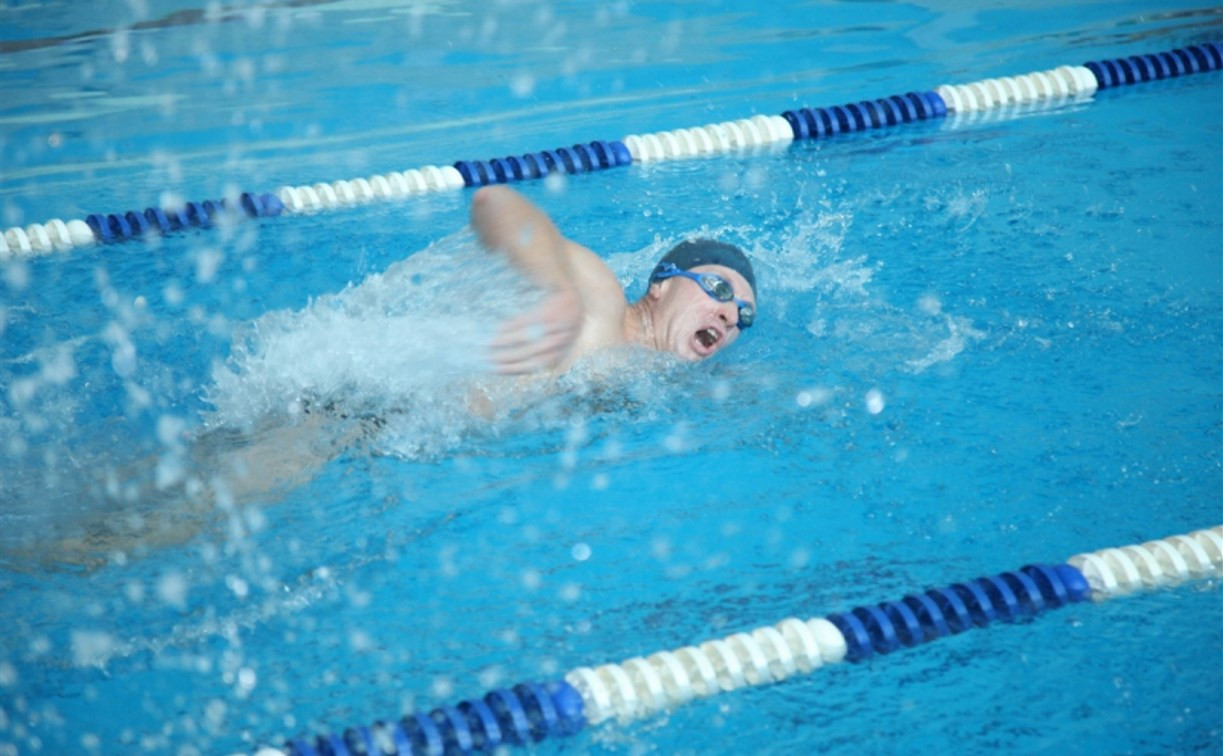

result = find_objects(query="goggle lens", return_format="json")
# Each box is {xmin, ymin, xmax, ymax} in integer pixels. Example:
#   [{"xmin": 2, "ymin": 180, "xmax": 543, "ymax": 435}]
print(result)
[{"xmin": 699, "ymin": 274, "xmax": 735, "ymax": 302}]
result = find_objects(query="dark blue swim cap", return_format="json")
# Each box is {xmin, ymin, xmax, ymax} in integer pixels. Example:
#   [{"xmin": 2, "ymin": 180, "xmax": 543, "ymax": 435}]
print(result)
[{"xmin": 650, "ymin": 239, "xmax": 756, "ymax": 298}]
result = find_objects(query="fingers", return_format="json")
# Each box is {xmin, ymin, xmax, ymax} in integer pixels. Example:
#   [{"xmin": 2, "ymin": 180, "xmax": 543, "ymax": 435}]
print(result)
[
  {"xmin": 491, "ymin": 307, "xmax": 574, "ymax": 348},
  {"xmin": 486, "ymin": 288, "xmax": 584, "ymax": 374},
  {"xmin": 490, "ymin": 324, "xmax": 576, "ymax": 374},
  {"xmin": 489, "ymin": 307, "xmax": 580, "ymax": 374}
]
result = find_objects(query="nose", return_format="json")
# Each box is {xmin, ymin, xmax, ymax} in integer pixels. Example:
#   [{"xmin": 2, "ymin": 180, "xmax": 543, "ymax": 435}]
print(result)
[{"xmin": 716, "ymin": 300, "xmax": 738, "ymax": 327}]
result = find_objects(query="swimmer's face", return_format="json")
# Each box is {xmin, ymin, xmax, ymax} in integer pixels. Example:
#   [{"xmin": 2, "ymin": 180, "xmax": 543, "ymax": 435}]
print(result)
[{"xmin": 649, "ymin": 264, "xmax": 756, "ymax": 361}]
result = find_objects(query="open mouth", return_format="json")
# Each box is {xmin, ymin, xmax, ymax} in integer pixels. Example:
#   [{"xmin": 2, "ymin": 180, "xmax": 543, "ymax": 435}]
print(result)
[{"xmin": 696, "ymin": 327, "xmax": 721, "ymax": 350}]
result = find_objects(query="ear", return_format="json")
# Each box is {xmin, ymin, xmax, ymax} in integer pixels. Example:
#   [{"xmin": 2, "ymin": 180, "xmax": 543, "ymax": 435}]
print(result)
[{"xmin": 645, "ymin": 280, "xmax": 666, "ymax": 301}]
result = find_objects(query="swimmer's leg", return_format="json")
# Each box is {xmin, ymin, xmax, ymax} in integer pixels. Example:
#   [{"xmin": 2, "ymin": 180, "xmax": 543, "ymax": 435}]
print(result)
[{"xmin": 17, "ymin": 409, "xmax": 376, "ymax": 571}]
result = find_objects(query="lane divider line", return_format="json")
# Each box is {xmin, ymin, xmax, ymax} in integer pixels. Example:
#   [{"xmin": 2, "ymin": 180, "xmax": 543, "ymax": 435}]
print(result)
[
  {"xmin": 266, "ymin": 525, "xmax": 1221, "ymax": 755},
  {"xmin": 2, "ymin": 42, "xmax": 1218, "ymax": 261}
]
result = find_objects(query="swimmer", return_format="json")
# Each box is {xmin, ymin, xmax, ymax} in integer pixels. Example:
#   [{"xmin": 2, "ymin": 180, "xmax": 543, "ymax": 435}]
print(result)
[
  {"xmin": 20, "ymin": 187, "xmax": 758, "ymax": 570},
  {"xmin": 472, "ymin": 186, "xmax": 757, "ymax": 375}
]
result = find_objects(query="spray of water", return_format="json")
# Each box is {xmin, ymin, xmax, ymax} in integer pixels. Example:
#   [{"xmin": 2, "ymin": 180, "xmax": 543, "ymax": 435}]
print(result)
[{"xmin": 206, "ymin": 228, "xmax": 535, "ymax": 425}]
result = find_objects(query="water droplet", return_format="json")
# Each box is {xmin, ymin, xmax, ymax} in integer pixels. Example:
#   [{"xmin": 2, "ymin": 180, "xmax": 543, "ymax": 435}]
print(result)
[
  {"xmin": 70, "ymin": 630, "xmax": 115, "ymax": 667},
  {"xmin": 238, "ymin": 667, "xmax": 257, "ymax": 692},
  {"xmin": 156, "ymin": 571, "xmax": 188, "ymax": 609}
]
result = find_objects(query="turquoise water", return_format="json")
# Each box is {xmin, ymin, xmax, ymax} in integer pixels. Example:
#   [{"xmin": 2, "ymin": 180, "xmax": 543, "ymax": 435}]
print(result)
[{"xmin": 2, "ymin": 1, "xmax": 1221, "ymax": 754}]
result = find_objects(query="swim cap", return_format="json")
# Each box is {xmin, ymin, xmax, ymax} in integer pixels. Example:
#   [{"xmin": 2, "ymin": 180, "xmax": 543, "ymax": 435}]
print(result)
[{"xmin": 650, "ymin": 239, "xmax": 756, "ymax": 298}]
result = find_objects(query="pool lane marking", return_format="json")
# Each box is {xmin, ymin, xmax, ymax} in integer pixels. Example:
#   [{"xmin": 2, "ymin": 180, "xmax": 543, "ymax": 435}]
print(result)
[
  {"xmin": 2, "ymin": 42, "xmax": 1219, "ymax": 260},
  {"xmin": 268, "ymin": 525, "xmax": 1220, "ymax": 755}
]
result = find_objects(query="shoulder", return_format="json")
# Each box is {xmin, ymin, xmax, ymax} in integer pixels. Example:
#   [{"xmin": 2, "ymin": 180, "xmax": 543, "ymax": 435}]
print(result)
[
  {"xmin": 562, "ymin": 240, "xmax": 629, "ymax": 336},
  {"xmin": 563, "ymin": 240, "xmax": 622, "ymax": 293}
]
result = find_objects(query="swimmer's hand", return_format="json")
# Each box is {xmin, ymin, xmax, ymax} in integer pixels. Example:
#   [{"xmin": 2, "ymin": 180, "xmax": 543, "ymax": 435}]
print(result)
[{"xmin": 489, "ymin": 288, "xmax": 583, "ymax": 374}]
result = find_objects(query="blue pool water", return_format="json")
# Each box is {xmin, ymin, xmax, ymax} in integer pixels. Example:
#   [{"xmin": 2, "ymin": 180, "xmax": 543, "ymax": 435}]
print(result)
[{"xmin": 2, "ymin": 1, "xmax": 1221, "ymax": 753}]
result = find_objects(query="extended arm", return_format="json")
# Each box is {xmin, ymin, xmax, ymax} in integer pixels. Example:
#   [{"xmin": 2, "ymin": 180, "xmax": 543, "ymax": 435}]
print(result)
[
  {"xmin": 470, "ymin": 186, "xmax": 584, "ymax": 374},
  {"xmin": 471, "ymin": 185, "xmax": 575, "ymax": 292}
]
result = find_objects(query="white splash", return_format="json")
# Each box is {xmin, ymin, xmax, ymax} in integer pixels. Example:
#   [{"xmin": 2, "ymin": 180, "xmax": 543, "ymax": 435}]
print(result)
[
  {"xmin": 205, "ymin": 229, "xmax": 537, "ymax": 429},
  {"xmin": 905, "ymin": 314, "xmax": 987, "ymax": 373}
]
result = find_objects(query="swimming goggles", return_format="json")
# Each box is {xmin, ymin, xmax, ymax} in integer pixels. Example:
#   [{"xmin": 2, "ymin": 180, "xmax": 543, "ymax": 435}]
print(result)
[{"xmin": 650, "ymin": 263, "xmax": 755, "ymax": 329}]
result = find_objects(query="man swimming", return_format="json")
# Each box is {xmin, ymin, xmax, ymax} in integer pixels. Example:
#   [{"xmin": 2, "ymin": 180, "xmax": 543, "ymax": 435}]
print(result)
[
  {"xmin": 24, "ymin": 187, "xmax": 758, "ymax": 569},
  {"xmin": 472, "ymin": 186, "xmax": 757, "ymax": 375}
]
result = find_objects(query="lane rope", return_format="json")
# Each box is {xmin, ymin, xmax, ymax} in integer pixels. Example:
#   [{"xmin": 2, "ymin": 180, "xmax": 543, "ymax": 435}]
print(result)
[
  {"xmin": 264, "ymin": 525, "xmax": 1221, "ymax": 755},
  {"xmin": 2, "ymin": 42, "xmax": 1219, "ymax": 261}
]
